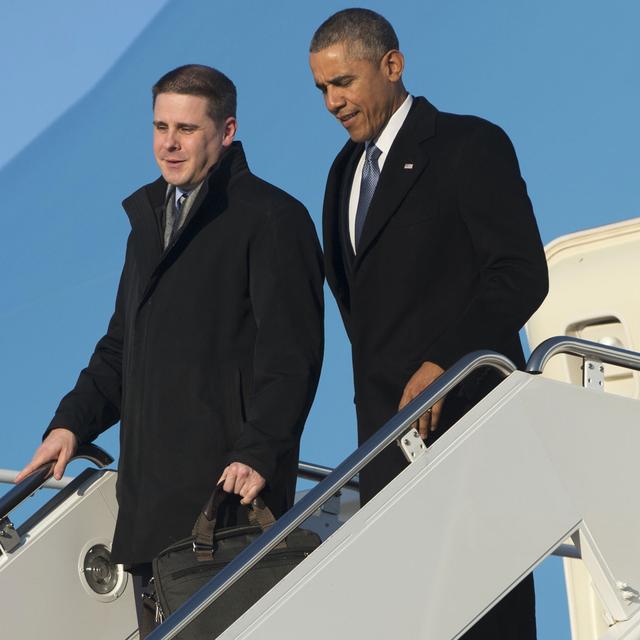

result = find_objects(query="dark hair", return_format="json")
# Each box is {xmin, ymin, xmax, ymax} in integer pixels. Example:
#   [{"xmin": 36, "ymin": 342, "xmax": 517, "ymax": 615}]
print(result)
[
  {"xmin": 310, "ymin": 8, "xmax": 399, "ymax": 61},
  {"xmin": 152, "ymin": 64, "xmax": 236, "ymax": 123}
]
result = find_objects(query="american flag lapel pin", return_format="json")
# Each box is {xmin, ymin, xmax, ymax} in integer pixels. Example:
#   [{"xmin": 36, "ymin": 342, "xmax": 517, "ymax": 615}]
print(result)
[{"xmin": 403, "ymin": 163, "xmax": 414, "ymax": 170}]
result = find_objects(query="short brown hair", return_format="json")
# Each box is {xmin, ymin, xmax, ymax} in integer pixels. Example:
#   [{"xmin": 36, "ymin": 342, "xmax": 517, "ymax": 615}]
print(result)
[{"xmin": 152, "ymin": 64, "xmax": 236, "ymax": 123}]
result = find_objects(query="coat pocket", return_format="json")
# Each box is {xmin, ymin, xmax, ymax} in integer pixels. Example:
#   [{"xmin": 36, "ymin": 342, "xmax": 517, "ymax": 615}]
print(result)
[
  {"xmin": 389, "ymin": 190, "xmax": 441, "ymax": 229},
  {"xmin": 235, "ymin": 367, "xmax": 248, "ymax": 424},
  {"xmin": 390, "ymin": 207, "xmax": 436, "ymax": 230},
  {"xmin": 225, "ymin": 367, "xmax": 247, "ymax": 449},
  {"xmin": 222, "ymin": 368, "xmax": 245, "ymax": 448}
]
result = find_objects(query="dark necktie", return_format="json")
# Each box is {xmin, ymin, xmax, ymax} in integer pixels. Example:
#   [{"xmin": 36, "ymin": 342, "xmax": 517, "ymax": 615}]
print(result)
[
  {"xmin": 164, "ymin": 191, "xmax": 189, "ymax": 248},
  {"xmin": 354, "ymin": 143, "xmax": 382, "ymax": 250},
  {"xmin": 176, "ymin": 192, "xmax": 188, "ymax": 218}
]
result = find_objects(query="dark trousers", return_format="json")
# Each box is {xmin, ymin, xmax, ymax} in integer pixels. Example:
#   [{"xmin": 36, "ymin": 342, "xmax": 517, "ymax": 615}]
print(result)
[
  {"xmin": 462, "ymin": 574, "xmax": 537, "ymax": 639},
  {"xmin": 129, "ymin": 563, "xmax": 158, "ymax": 639}
]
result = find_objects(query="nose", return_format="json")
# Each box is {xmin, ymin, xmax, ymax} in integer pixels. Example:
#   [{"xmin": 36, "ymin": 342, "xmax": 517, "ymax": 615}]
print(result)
[
  {"xmin": 164, "ymin": 129, "xmax": 180, "ymax": 151},
  {"xmin": 325, "ymin": 85, "xmax": 345, "ymax": 114}
]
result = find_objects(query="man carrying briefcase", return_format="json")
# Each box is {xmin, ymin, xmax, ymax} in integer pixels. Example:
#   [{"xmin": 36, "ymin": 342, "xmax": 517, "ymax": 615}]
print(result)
[
  {"xmin": 17, "ymin": 64, "xmax": 324, "ymax": 637},
  {"xmin": 152, "ymin": 487, "xmax": 321, "ymax": 638}
]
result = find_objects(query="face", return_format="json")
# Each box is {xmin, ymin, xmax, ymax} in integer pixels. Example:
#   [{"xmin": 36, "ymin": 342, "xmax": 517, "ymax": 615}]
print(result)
[
  {"xmin": 309, "ymin": 42, "xmax": 405, "ymax": 143},
  {"xmin": 153, "ymin": 92, "xmax": 236, "ymax": 190}
]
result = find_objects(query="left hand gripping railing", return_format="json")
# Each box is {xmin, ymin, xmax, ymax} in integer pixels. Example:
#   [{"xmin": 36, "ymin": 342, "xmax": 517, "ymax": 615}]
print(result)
[{"xmin": 0, "ymin": 444, "xmax": 113, "ymax": 554}]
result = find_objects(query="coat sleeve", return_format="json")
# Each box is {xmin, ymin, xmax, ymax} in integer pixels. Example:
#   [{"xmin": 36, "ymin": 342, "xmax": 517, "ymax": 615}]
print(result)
[
  {"xmin": 226, "ymin": 202, "xmax": 324, "ymax": 483},
  {"xmin": 427, "ymin": 123, "xmax": 549, "ymax": 370},
  {"xmin": 45, "ymin": 237, "xmax": 132, "ymax": 444}
]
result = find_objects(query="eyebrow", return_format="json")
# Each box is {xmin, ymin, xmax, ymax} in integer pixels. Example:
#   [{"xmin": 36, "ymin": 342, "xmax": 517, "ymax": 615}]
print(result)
[
  {"xmin": 315, "ymin": 74, "xmax": 355, "ymax": 90},
  {"xmin": 152, "ymin": 120, "xmax": 200, "ymax": 128}
]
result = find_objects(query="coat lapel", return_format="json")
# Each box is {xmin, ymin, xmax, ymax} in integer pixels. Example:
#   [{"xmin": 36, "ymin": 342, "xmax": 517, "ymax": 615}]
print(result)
[
  {"xmin": 163, "ymin": 142, "xmax": 246, "ymax": 258},
  {"xmin": 339, "ymin": 145, "xmax": 362, "ymax": 271},
  {"xmin": 122, "ymin": 176, "xmax": 165, "ymax": 294},
  {"xmin": 354, "ymin": 97, "xmax": 437, "ymax": 268},
  {"xmin": 122, "ymin": 142, "xmax": 249, "ymax": 307},
  {"xmin": 323, "ymin": 140, "xmax": 359, "ymax": 305}
]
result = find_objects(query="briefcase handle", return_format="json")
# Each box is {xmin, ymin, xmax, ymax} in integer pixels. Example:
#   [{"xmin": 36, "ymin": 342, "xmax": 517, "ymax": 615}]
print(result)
[{"xmin": 192, "ymin": 485, "xmax": 283, "ymax": 560}]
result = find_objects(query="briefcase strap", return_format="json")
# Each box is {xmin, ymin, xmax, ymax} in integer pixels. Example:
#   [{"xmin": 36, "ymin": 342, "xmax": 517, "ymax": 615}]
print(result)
[{"xmin": 192, "ymin": 487, "xmax": 285, "ymax": 561}]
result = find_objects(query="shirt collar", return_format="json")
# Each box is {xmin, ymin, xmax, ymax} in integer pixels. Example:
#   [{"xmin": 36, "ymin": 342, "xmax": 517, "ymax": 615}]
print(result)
[
  {"xmin": 163, "ymin": 182, "xmax": 203, "ymax": 208},
  {"xmin": 175, "ymin": 186, "xmax": 191, "ymax": 201},
  {"xmin": 372, "ymin": 94, "xmax": 413, "ymax": 155}
]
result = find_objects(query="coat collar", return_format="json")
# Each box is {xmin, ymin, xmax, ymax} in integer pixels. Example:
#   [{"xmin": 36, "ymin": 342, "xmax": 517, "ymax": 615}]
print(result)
[
  {"xmin": 323, "ymin": 138, "xmax": 360, "ymax": 307},
  {"xmin": 122, "ymin": 141, "xmax": 250, "ymax": 304},
  {"xmin": 122, "ymin": 140, "xmax": 249, "ymax": 225},
  {"xmin": 354, "ymin": 97, "xmax": 437, "ymax": 266},
  {"xmin": 323, "ymin": 97, "xmax": 438, "ymax": 285}
]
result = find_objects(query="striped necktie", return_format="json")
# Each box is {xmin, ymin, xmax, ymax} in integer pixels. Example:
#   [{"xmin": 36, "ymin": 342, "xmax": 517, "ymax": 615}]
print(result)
[
  {"xmin": 354, "ymin": 143, "xmax": 382, "ymax": 250},
  {"xmin": 176, "ymin": 191, "xmax": 188, "ymax": 211},
  {"xmin": 164, "ymin": 191, "xmax": 189, "ymax": 248}
]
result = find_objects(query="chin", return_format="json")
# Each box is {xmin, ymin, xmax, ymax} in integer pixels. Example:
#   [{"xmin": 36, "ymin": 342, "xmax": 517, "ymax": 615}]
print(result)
[
  {"xmin": 348, "ymin": 131, "xmax": 367, "ymax": 144},
  {"xmin": 164, "ymin": 175, "xmax": 186, "ymax": 187}
]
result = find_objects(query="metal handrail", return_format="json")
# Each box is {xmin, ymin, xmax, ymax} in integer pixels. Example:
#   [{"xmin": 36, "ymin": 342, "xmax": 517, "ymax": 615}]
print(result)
[
  {"xmin": 0, "ymin": 461, "xmax": 356, "ymax": 491},
  {"xmin": 148, "ymin": 350, "xmax": 516, "ymax": 640},
  {"xmin": 0, "ymin": 444, "xmax": 113, "ymax": 520},
  {"xmin": 0, "ymin": 469, "xmax": 73, "ymax": 489},
  {"xmin": 297, "ymin": 460, "xmax": 359, "ymax": 490},
  {"xmin": 526, "ymin": 336, "xmax": 640, "ymax": 375},
  {"xmin": 523, "ymin": 335, "xmax": 640, "ymax": 562},
  {"xmin": 0, "ymin": 463, "xmax": 355, "ymax": 491}
]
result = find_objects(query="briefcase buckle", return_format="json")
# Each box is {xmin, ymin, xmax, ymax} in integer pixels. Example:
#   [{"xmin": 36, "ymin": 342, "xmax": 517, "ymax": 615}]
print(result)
[{"xmin": 193, "ymin": 541, "xmax": 215, "ymax": 561}]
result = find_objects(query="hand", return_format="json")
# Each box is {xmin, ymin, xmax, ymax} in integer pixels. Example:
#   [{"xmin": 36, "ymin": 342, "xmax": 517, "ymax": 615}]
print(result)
[
  {"xmin": 15, "ymin": 428, "xmax": 78, "ymax": 483},
  {"xmin": 398, "ymin": 361, "xmax": 445, "ymax": 440},
  {"xmin": 218, "ymin": 462, "xmax": 266, "ymax": 505}
]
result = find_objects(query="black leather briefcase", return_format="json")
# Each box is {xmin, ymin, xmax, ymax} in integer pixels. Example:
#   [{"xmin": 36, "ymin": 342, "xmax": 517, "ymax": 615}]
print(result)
[{"xmin": 152, "ymin": 487, "xmax": 321, "ymax": 639}]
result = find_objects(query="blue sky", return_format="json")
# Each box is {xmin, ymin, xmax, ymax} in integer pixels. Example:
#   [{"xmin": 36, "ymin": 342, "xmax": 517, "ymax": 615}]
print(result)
[{"xmin": 2, "ymin": 1, "xmax": 639, "ymax": 637}]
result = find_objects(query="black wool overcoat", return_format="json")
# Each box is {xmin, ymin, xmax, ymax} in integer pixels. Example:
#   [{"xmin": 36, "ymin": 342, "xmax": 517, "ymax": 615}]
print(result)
[
  {"xmin": 48, "ymin": 142, "xmax": 324, "ymax": 565},
  {"xmin": 323, "ymin": 98, "xmax": 548, "ymax": 639}
]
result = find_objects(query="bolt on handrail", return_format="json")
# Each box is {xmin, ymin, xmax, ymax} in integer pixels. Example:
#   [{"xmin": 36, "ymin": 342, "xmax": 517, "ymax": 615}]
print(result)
[
  {"xmin": 526, "ymin": 336, "xmax": 640, "ymax": 375},
  {"xmin": 147, "ymin": 350, "xmax": 516, "ymax": 640}
]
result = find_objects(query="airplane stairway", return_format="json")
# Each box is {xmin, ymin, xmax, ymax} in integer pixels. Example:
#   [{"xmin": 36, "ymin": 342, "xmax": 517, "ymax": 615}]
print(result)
[
  {"xmin": 148, "ymin": 338, "xmax": 640, "ymax": 640},
  {"xmin": 2, "ymin": 337, "xmax": 640, "ymax": 640},
  {"xmin": 0, "ymin": 447, "xmax": 140, "ymax": 639},
  {"xmin": 0, "ymin": 452, "xmax": 356, "ymax": 639}
]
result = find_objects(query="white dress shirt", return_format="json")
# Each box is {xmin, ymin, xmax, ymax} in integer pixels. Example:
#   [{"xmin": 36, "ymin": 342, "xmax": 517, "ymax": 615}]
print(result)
[
  {"xmin": 348, "ymin": 94, "xmax": 413, "ymax": 252},
  {"xmin": 175, "ymin": 185, "xmax": 192, "ymax": 207}
]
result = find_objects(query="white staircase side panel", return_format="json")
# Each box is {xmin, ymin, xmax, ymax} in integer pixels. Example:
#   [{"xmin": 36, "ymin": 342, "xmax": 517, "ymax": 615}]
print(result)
[
  {"xmin": 218, "ymin": 372, "xmax": 640, "ymax": 640},
  {"xmin": 565, "ymin": 556, "xmax": 611, "ymax": 638},
  {"xmin": 525, "ymin": 216, "xmax": 640, "ymax": 640},
  {"xmin": 0, "ymin": 470, "xmax": 138, "ymax": 640}
]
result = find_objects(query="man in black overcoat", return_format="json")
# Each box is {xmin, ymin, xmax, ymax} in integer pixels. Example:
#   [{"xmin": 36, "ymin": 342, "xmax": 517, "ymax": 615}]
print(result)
[
  {"xmin": 17, "ymin": 64, "xmax": 324, "ymax": 635},
  {"xmin": 309, "ymin": 9, "xmax": 548, "ymax": 639}
]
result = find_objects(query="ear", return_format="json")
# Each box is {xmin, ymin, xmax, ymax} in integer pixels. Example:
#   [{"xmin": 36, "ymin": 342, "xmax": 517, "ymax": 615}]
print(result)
[
  {"xmin": 381, "ymin": 49, "xmax": 405, "ymax": 82},
  {"xmin": 221, "ymin": 116, "xmax": 238, "ymax": 147}
]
